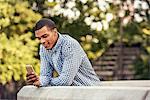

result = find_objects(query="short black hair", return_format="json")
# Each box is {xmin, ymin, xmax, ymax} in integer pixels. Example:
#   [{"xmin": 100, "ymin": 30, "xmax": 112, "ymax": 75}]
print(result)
[{"xmin": 33, "ymin": 18, "xmax": 56, "ymax": 32}]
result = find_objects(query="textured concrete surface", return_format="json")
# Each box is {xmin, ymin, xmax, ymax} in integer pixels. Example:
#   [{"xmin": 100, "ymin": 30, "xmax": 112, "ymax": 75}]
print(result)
[
  {"xmin": 101, "ymin": 80, "xmax": 150, "ymax": 87},
  {"xmin": 18, "ymin": 81, "xmax": 150, "ymax": 100}
]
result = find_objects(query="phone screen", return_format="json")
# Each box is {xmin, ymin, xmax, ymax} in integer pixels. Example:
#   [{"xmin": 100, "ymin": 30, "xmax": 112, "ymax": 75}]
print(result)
[{"xmin": 26, "ymin": 65, "xmax": 34, "ymax": 74}]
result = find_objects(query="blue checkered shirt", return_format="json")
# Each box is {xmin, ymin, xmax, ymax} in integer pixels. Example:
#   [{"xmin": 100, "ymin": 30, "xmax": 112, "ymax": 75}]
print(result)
[{"xmin": 39, "ymin": 33, "xmax": 101, "ymax": 86}]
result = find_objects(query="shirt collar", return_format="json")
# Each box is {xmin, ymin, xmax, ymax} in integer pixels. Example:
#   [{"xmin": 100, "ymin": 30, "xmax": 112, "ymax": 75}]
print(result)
[{"xmin": 47, "ymin": 32, "xmax": 63, "ymax": 53}]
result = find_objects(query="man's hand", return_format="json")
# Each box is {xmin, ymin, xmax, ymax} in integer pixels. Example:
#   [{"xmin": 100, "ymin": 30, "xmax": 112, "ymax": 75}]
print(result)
[
  {"xmin": 33, "ymin": 80, "xmax": 41, "ymax": 87},
  {"xmin": 26, "ymin": 72, "xmax": 40, "ymax": 86}
]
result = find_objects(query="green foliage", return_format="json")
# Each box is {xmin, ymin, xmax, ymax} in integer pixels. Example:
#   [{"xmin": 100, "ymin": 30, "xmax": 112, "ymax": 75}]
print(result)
[
  {"xmin": 0, "ymin": 33, "xmax": 40, "ymax": 84},
  {"xmin": 29, "ymin": 0, "xmax": 150, "ymax": 79},
  {"xmin": 0, "ymin": 0, "xmax": 42, "ymax": 84},
  {"xmin": 0, "ymin": 0, "xmax": 41, "ymax": 36},
  {"xmin": 134, "ymin": 50, "xmax": 150, "ymax": 79},
  {"xmin": 30, "ymin": 0, "xmax": 118, "ymax": 59},
  {"xmin": 134, "ymin": 24, "xmax": 150, "ymax": 79}
]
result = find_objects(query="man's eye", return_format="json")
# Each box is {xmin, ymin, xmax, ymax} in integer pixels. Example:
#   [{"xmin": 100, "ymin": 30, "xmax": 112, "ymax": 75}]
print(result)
[{"xmin": 43, "ymin": 35, "xmax": 48, "ymax": 38}]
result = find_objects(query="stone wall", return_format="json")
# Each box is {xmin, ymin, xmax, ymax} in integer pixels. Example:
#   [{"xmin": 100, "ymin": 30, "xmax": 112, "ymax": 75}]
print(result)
[{"xmin": 17, "ymin": 80, "xmax": 150, "ymax": 100}]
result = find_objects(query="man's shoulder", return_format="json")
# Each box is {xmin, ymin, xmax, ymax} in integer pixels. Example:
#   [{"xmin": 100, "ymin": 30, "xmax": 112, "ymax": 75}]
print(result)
[
  {"xmin": 61, "ymin": 34, "xmax": 79, "ymax": 45},
  {"xmin": 61, "ymin": 34, "xmax": 83, "ymax": 52}
]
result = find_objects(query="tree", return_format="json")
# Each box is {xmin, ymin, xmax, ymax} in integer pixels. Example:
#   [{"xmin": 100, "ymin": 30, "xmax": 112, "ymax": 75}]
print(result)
[{"xmin": 0, "ymin": 0, "xmax": 42, "ymax": 85}]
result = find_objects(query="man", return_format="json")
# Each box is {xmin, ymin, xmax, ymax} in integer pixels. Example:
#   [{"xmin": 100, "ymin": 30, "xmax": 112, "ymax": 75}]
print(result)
[{"xmin": 26, "ymin": 18, "xmax": 100, "ymax": 86}]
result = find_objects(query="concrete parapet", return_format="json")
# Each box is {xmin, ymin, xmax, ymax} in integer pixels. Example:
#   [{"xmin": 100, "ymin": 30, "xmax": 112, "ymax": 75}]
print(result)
[
  {"xmin": 18, "ymin": 81, "xmax": 150, "ymax": 100},
  {"xmin": 101, "ymin": 80, "xmax": 150, "ymax": 87}
]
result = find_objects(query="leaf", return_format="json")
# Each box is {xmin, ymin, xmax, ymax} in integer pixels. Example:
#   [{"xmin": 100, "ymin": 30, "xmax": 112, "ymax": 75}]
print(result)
[{"xmin": 143, "ymin": 28, "xmax": 150, "ymax": 35}]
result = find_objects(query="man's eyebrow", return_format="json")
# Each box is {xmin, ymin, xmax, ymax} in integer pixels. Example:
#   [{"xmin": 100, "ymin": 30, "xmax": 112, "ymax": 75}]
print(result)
[
  {"xmin": 41, "ymin": 34, "xmax": 48, "ymax": 37},
  {"xmin": 36, "ymin": 34, "xmax": 47, "ymax": 38}
]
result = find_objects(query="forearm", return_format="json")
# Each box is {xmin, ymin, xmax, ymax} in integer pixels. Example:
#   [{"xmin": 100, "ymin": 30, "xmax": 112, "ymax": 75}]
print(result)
[
  {"xmin": 50, "ymin": 74, "xmax": 73, "ymax": 86},
  {"xmin": 40, "ymin": 75, "xmax": 51, "ymax": 86}
]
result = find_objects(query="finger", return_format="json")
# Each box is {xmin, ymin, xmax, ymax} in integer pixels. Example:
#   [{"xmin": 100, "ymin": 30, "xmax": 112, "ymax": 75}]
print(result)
[
  {"xmin": 33, "ymin": 81, "xmax": 40, "ymax": 87},
  {"xmin": 26, "ymin": 73, "xmax": 35, "ymax": 77},
  {"xmin": 33, "ymin": 84, "xmax": 40, "ymax": 87},
  {"xmin": 26, "ymin": 81, "xmax": 33, "ymax": 85},
  {"xmin": 26, "ymin": 79, "xmax": 34, "ymax": 85},
  {"xmin": 27, "ymin": 77, "xmax": 38, "ymax": 82},
  {"xmin": 27, "ymin": 74, "xmax": 36, "ymax": 80},
  {"xmin": 26, "ymin": 79, "xmax": 33, "ymax": 83}
]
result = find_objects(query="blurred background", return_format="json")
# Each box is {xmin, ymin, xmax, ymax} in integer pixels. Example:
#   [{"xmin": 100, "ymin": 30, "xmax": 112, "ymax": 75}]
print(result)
[{"xmin": 0, "ymin": 0, "xmax": 150, "ymax": 99}]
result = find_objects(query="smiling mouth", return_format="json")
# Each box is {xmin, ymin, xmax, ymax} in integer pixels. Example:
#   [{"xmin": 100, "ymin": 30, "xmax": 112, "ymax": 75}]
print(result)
[
  {"xmin": 42, "ymin": 44, "xmax": 47, "ymax": 48},
  {"xmin": 44, "ymin": 45, "xmax": 48, "ymax": 48},
  {"xmin": 43, "ymin": 42, "xmax": 52, "ymax": 49},
  {"xmin": 44, "ymin": 44, "xmax": 50, "ymax": 49}
]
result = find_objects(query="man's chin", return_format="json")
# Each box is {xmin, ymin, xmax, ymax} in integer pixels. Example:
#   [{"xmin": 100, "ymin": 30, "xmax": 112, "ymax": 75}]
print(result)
[
  {"xmin": 43, "ymin": 45, "xmax": 52, "ymax": 50},
  {"xmin": 45, "ymin": 46, "xmax": 52, "ymax": 50}
]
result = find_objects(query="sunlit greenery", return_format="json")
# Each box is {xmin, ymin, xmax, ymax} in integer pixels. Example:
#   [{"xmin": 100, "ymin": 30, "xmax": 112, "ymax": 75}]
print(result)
[
  {"xmin": 29, "ymin": 0, "xmax": 149, "ymax": 60},
  {"xmin": 0, "ymin": 0, "xmax": 41, "ymax": 84},
  {"xmin": 0, "ymin": 33, "xmax": 40, "ymax": 84}
]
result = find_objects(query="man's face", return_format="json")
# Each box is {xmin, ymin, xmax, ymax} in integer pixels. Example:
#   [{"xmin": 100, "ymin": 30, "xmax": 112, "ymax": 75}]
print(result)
[{"xmin": 35, "ymin": 26, "xmax": 58, "ymax": 49}]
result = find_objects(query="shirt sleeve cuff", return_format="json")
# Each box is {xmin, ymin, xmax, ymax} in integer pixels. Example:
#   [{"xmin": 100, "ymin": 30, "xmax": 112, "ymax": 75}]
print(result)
[{"xmin": 40, "ymin": 76, "xmax": 51, "ymax": 86}]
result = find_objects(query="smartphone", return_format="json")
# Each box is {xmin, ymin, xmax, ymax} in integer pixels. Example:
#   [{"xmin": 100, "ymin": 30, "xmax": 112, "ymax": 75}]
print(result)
[{"xmin": 26, "ymin": 65, "xmax": 35, "ymax": 74}]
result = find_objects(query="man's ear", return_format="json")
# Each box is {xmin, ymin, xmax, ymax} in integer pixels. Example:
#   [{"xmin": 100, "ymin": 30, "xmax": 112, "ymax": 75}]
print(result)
[{"xmin": 53, "ymin": 28, "xmax": 58, "ymax": 34}]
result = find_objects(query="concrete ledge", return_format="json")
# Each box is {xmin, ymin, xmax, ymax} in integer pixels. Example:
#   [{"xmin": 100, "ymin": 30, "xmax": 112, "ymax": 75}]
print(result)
[
  {"xmin": 101, "ymin": 80, "xmax": 150, "ymax": 87},
  {"xmin": 17, "ymin": 81, "xmax": 150, "ymax": 100}
]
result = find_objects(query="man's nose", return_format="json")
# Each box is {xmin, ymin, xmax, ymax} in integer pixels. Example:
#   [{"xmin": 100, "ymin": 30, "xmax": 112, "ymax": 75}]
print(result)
[{"xmin": 40, "ymin": 38, "xmax": 45, "ymax": 44}]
